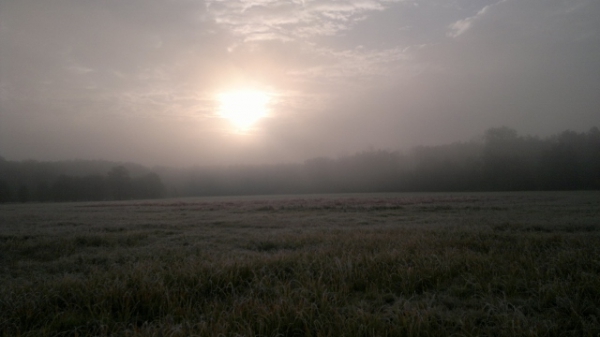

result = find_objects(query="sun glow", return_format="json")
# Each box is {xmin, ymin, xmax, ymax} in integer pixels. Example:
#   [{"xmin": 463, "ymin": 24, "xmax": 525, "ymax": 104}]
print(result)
[{"xmin": 218, "ymin": 90, "xmax": 271, "ymax": 130}]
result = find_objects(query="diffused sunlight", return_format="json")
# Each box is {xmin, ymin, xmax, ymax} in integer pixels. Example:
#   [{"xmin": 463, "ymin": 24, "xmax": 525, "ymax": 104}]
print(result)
[{"xmin": 218, "ymin": 90, "xmax": 271, "ymax": 131}]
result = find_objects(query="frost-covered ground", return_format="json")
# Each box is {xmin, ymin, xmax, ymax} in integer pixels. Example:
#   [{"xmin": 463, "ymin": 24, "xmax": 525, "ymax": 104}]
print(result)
[{"xmin": 1, "ymin": 192, "xmax": 599, "ymax": 336}]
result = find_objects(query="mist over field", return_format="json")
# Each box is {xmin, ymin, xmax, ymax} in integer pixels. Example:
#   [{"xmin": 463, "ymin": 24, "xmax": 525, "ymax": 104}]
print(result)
[{"xmin": 1, "ymin": 127, "xmax": 599, "ymax": 202}]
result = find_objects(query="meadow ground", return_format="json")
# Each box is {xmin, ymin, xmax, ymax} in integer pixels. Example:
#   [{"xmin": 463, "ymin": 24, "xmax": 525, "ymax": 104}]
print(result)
[{"xmin": 1, "ymin": 192, "xmax": 599, "ymax": 336}]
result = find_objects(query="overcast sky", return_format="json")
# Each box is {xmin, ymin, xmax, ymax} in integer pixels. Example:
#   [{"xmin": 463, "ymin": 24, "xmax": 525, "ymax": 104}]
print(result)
[{"xmin": 1, "ymin": 0, "xmax": 599, "ymax": 166}]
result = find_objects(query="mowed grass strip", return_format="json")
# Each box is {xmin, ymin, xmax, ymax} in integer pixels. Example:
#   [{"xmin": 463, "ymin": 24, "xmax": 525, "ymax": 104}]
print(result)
[{"xmin": 2, "ymin": 224, "xmax": 600, "ymax": 337}]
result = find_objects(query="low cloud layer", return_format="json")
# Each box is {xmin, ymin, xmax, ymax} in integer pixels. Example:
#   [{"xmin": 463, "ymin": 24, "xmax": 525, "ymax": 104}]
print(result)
[{"xmin": 1, "ymin": 0, "xmax": 599, "ymax": 166}]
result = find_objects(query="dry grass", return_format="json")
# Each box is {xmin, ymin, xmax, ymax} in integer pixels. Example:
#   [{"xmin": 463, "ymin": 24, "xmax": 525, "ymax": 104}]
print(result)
[{"xmin": 1, "ymin": 192, "xmax": 599, "ymax": 336}]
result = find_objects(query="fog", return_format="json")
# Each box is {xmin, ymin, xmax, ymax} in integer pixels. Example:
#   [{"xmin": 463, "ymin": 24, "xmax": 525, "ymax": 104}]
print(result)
[
  {"xmin": 1, "ymin": 0, "xmax": 600, "ymax": 166},
  {"xmin": 1, "ymin": 127, "xmax": 599, "ymax": 202}
]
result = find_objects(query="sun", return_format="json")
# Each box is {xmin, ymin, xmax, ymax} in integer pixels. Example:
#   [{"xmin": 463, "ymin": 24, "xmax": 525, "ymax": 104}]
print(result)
[{"xmin": 218, "ymin": 90, "xmax": 271, "ymax": 130}]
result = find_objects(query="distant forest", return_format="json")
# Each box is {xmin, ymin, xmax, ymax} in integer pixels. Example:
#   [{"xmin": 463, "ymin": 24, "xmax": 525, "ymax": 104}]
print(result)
[
  {"xmin": 1, "ymin": 127, "xmax": 599, "ymax": 203},
  {"xmin": 0, "ymin": 162, "xmax": 166, "ymax": 203}
]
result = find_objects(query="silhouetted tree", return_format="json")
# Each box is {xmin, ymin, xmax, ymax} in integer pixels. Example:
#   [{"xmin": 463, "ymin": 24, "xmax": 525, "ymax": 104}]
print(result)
[
  {"xmin": 584, "ymin": 127, "xmax": 600, "ymax": 188},
  {"xmin": 17, "ymin": 184, "xmax": 30, "ymax": 203},
  {"xmin": 35, "ymin": 181, "xmax": 51, "ymax": 202},
  {"xmin": 133, "ymin": 173, "xmax": 166, "ymax": 199},
  {"xmin": 107, "ymin": 166, "xmax": 132, "ymax": 200},
  {"xmin": 482, "ymin": 127, "xmax": 541, "ymax": 190},
  {"xmin": 80, "ymin": 175, "xmax": 107, "ymax": 201},
  {"xmin": 410, "ymin": 142, "xmax": 483, "ymax": 191},
  {"xmin": 0, "ymin": 179, "xmax": 11, "ymax": 203},
  {"xmin": 51, "ymin": 175, "xmax": 78, "ymax": 201}
]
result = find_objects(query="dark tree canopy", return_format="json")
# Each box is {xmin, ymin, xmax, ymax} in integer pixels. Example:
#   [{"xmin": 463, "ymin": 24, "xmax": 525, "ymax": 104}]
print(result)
[
  {"xmin": 0, "ymin": 127, "xmax": 598, "ymax": 203},
  {"xmin": 0, "ymin": 162, "xmax": 166, "ymax": 203}
]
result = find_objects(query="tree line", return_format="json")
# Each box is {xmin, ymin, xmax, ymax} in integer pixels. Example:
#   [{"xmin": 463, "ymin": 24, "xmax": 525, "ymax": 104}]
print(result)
[
  {"xmin": 1, "ymin": 127, "xmax": 599, "ymax": 203},
  {"xmin": 0, "ymin": 163, "xmax": 165, "ymax": 203},
  {"xmin": 168, "ymin": 126, "xmax": 600, "ymax": 196}
]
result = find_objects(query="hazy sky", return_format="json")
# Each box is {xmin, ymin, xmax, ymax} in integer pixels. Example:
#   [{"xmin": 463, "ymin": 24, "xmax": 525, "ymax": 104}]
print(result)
[{"xmin": 1, "ymin": 0, "xmax": 599, "ymax": 166}]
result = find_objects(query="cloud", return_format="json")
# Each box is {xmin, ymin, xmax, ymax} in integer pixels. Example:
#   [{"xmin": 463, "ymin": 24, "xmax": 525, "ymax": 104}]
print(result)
[
  {"xmin": 447, "ymin": 0, "xmax": 505, "ymax": 38},
  {"xmin": 206, "ymin": 0, "xmax": 401, "ymax": 41}
]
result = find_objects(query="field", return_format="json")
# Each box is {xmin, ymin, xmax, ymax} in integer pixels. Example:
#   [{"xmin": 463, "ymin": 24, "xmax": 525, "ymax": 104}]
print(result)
[{"xmin": 1, "ymin": 192, "xmax": 600, "ymax": 336}]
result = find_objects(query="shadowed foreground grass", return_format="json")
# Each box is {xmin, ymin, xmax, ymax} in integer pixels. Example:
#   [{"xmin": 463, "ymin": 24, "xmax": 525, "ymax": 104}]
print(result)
[{"xmin": 1, "ymin": 192, "xmax": 599, "ymax": 336}]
